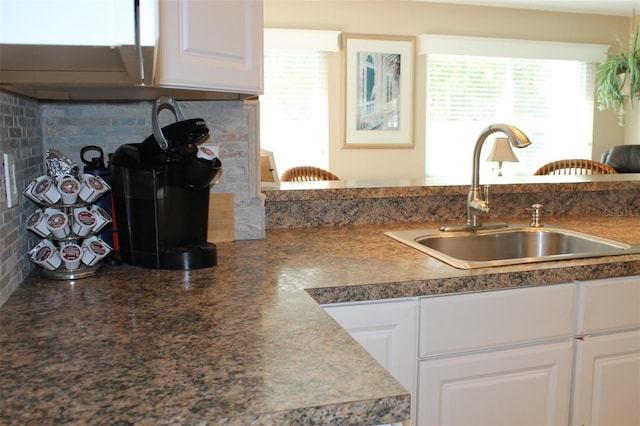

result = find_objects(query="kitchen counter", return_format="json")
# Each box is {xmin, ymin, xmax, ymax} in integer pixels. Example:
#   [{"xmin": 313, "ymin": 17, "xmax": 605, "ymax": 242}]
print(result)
[{"xmin": 1, "ymin": 216, "xmax": 640, "ymax": 424}]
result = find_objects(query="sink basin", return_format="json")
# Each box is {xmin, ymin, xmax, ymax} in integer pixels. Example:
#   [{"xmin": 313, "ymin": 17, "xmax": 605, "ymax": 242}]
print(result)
[{"xmin": 384, "ymin": 225, "xmax": 640, "ymax": 269}]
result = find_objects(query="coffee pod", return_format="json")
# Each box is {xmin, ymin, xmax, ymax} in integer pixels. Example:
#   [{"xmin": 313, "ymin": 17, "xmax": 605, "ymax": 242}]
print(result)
[
  {"xmin": 82, "ymin": 238, "xmax": 112, "ymax": 266},
  {"xmin": 32, "ymin": 175, "xmax": 62, "ymax": 205},
  {"xmin": 57, "ymin": 175, "xmax": 81, "ymax": 205},
  {"xmin": 23, "ymin": 178, "xmax": 42, "ymax": 203},
  {"xmin": 60, "ymin": 243, "xmax": 83, "ymax": 270},
  {"xmin": 81, "ymin": 235, "xmax": 97, "ymax": 248},
  {"xmin": 90, "ymin": 205, "xmax": 112, "ymax": 233},
  {"xmin": 44, "ymin": 206, "xmax": 63, "ymax": 216},
  {"xmin": 79, "ymin": 174, "xmax": 110, "ymax": 203},
  {"xmin": 57, "ymin": 240, "xmax": 74, "ymax": 249},
  {"xmin": 46, "ymin": 211, "xmax": 70, "ymax": 238},
  {"xmin": 72, "ymin": 207, "xmax": 97, "ymax": 237},
  {"xmin": 28, "ymin": 239, "xmax": 62, "ymax": 271},
  {"xmin": 196, "ymin": 145, "xmax": 217, "ymax": 161},
  {"xmin": 26, "ymin": 209, "xmax": 51, "ymax": 237}
]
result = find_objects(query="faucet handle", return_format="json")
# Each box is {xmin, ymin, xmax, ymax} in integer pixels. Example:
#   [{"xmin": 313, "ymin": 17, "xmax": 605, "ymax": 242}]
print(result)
[
  {"xmin": 483, "ymin": 185, "xmax": 490, "ymax": 203},
  {"xmin": 526, "ymin": 203, "xmax": 544, "ymax": 227}
]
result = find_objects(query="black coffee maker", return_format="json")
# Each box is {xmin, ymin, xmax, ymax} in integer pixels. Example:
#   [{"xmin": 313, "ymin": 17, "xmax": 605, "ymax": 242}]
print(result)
[{"xmin": 110, "ymin": 97, "xmax": 221, "ymax": 270}]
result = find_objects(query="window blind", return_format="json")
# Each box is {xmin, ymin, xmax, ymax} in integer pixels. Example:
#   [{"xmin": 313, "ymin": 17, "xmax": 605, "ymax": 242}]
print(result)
[
  {"xmin": 425, "ymin": 51, "xmax": 597, "ymax": 179},
  {"xmin": 261, "ymin": 50, "xmax": 329, "ymax": 174}
]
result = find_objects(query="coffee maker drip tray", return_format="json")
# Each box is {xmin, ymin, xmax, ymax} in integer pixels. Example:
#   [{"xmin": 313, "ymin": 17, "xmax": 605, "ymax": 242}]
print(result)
[{"xmin": 161, "ymin": 242, "xmax": 217, "ymax": 270}]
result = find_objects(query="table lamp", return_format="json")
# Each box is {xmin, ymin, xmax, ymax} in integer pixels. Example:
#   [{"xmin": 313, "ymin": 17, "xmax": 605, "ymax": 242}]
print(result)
[{"xmin": 486, "ymin": 137, "xmax": 519, "ymax": 176}]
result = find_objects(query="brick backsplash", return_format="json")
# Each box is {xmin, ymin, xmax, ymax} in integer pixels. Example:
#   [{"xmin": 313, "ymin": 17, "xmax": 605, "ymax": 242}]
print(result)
[
  {"xmin": 0, "ymin": 91, "xmax": 44, "ymax": 307},
  {"xmin": 0, "ymin": 91, "xmax": 265, "ymax": 308}
]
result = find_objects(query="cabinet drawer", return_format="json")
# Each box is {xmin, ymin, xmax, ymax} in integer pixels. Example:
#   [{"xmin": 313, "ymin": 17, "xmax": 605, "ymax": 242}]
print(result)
[
  {"xmin": 419, "ymin": 283, "xmax": 575, "ymax": 357},
  {"xmin": 576, "ymin": 275, "xmax": 640, "ymax": 335}
]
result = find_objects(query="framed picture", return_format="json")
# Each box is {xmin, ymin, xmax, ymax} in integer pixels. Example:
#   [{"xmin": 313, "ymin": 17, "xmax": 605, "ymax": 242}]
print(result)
[{"xmin": 341, "ymin": 33, "xmax": 415, "ymax": 149}]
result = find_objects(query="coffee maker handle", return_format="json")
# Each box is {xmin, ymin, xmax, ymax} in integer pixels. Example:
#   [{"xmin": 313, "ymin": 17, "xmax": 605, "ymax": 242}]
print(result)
[{"xmin": 151, "ymin": 96, "xmax": 186, "ymax": 150}]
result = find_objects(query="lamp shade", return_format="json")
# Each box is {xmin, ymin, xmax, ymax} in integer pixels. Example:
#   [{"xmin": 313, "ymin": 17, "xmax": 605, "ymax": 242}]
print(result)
[{"xmin": 486, "ymin": 137, "xmax": 519, "ymax": 163}]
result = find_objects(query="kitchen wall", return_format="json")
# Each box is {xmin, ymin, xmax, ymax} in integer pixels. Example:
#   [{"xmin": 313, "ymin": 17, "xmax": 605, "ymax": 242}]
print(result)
[
  {"xmin": 0, "ymin": 90, "xmax": 264, "ymax": 307},
  {"xmin": 264, "ymin": 0, "xmax": 633, "ymax": 180},
  {"xmin": 0, "ymin": 91, "xmax": 43, "ymax": 306},
  {"xmin": 625, "ymin": 106, "xmax": 640, "ymax": 144}
]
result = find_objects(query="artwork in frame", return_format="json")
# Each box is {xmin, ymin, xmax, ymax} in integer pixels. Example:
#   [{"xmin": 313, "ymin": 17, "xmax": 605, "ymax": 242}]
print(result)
[{"xmin": 341, "ymin": 33, "xmax": 415, "ymax": 149}]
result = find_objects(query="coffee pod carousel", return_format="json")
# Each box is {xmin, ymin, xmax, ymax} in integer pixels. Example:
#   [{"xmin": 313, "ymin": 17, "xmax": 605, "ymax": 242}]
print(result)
[{"xmin": 25, "ymin": 150, "xmax": 114, "ymax": 280}]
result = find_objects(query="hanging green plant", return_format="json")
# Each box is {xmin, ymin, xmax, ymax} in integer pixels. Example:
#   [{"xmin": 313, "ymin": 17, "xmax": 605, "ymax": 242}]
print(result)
[{"xmin": 596, "ymin": 26, "xmax": 640, "ymax": 126}]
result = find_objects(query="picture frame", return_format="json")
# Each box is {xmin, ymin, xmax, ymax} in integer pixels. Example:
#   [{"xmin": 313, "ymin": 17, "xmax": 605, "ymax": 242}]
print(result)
[{"xmin": 341, "ymin": 33, "xmax": 415, "ymax": 149}]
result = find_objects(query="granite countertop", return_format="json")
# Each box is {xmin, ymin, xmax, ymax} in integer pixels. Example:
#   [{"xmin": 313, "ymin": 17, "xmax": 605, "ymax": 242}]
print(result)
[{"xmin": 1, "ymin": 215, "xmax": 640, "ymax": 425}]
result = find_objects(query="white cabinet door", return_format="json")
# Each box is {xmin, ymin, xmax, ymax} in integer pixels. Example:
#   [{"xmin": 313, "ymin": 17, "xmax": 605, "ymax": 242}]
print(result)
[
  {"xmin": 572, "ymin": 330, "xmax": 640, "ymax": 426},
  {"xmin": 324, "ymin": 299, "xmax": 418, "ymax": 426},
  {"xmin": 155, "ymin": 0, "xmax": 263, "ymax": 94},
  {"xmin": 418, "ymin": 341, "xmax": 573, "ymax": 426}
]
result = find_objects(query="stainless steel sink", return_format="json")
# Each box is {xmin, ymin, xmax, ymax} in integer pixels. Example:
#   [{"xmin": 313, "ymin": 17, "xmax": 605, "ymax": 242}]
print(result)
[{"xmin": 384, "ymin": 225, "xmax": 640, "ymax": 269}]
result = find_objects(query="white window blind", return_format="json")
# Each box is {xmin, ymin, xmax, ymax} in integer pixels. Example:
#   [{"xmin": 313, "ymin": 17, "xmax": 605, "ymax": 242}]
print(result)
[
  {"xmin": 421, "ymin": 35, "xmax": 607, "ymax": 180},
  {"xmin": 260, "ymin": 30, "xmax": 339, "ymax": 177}
]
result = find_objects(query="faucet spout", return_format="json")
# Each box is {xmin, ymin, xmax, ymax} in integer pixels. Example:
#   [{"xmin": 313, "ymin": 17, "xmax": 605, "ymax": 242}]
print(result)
[
  {"xmin": 444, "ymin": 123, "xmax": 531, "ymax": 230},
  {"xmin": 470, "ymin": 123, "xmax": 531, "ymax": 189}
]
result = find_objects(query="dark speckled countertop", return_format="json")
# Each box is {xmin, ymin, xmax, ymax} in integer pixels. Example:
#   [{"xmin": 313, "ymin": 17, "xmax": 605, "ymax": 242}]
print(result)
[{"xmin": 1, "ymin": 216, "xmax": 639, "ymax": 425}]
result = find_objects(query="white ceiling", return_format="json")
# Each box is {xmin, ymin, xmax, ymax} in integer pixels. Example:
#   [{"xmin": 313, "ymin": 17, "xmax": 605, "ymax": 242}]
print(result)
[{"xmin": 418, "ymin": 0, "xmax": 639, "ymax": 17}]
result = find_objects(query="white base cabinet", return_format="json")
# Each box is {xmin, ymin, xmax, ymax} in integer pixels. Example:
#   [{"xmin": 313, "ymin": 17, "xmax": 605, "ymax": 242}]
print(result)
[
  {"xmin": 571, "ymin": 275, "xmax": 640, "ymax": 426},
  {"xmin": 323, "ymin": 299, "xmax": 418, "ymax": 426},
  {"xmin": 323, "ymin": 275, "xmax": 640, "ymax": 426},
  {"xmin": 572, "ymin": 330, "xmax": 640, "ymax": 426},
  {"xmin": 418, "ymin": 341, "xmax": 573, "ymax": 426},
  {"xmin": 418, "ymin": 283, "xmax": 576, "ymax": 426}
]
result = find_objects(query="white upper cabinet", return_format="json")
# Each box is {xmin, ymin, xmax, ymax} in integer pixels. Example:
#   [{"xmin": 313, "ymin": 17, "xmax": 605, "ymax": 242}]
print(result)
[
  {"xmin": 0, "ymin": 0, "xmax": 154, "ymax": 90},
  {"xmin": 0, "ymin": 0, "xmax": 263, "ymax": 99},
  {"xmin": 0, "ymin": 0, "xmax": 156, "ymax": 46},
  {"xmin": 154, "ymin": 0, "xmax": 263, "ymax": 95}
]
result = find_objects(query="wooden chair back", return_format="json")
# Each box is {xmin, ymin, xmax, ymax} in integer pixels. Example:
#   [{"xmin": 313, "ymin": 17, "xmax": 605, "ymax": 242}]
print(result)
[
  {"xmin": 280, "ymin": 166, "xmax": 340, "ymax": 182},
  {"xmin": 533, "ymin": 159, "xmax": 618, "ymax": 176}
]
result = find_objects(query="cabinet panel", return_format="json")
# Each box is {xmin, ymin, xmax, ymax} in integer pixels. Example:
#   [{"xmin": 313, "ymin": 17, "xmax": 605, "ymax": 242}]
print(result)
[
  {"xmin": 419, "ymin": 283, "xmax": 575, "ymax": 357},
  {"xmin": 324, "ymin": 299, "xmax": 418, "ymax": 426},
  {"xmin": 418, "ymin": 341, "xmax": 573, "ymax": 426},
  {"xmin": 576, "ymin": 275, "xmax": 640, "ymax": 335},
  {"xmin": 572, "ymin": 330, "xmax": 640, "ymax": 426},
  {"xmin": 155, "ymin": 0, "xmax": 263, "ymax": 94}
]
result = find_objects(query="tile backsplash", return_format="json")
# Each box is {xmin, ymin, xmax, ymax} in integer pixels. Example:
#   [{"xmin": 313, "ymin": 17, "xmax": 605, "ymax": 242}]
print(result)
[
  {"xmin": 0, "ymin": 90, "xmax": 264, "ymax": 307},
  {"xmin": 0, "ymin": 91, "xmax": 43, "ymax": 306}
]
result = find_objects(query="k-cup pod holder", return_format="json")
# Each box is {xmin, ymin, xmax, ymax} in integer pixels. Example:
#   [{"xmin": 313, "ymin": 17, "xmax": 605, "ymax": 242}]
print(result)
[{"xmin": 24, "ymin": 173, "xmax": 113, "ymax": 280}]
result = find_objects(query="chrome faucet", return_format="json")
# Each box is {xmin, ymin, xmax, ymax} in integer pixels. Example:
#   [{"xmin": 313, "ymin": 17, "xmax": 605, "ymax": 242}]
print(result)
[{"xmin": 441, "ymin": 123, "xmax": 532, "ymax": 232}]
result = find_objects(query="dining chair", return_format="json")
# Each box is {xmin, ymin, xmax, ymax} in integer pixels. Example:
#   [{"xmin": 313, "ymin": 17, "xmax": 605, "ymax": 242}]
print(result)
[
  {"xmin": 533, "ymin": 159, "xmax": 618, "ymax": 176},
  {"xmin": 280, "ymin": 166, "xmax": 340, "ymax": 182}
]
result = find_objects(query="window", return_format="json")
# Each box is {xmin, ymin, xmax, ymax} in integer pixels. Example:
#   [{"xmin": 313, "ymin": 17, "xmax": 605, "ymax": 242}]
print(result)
[
  {"xmin": 261, "ymin": 30, "xmax": 340, "ymax": 176},
  {"xmin": 261, "ymin": 50, "xmax": 328, "ymax": 174},
  {"xmin": 421, "ymin": 35, "xmax": 608, "ymax": 180}
]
